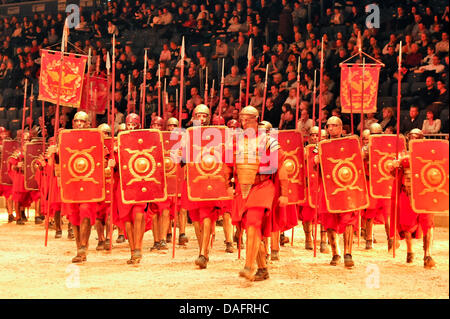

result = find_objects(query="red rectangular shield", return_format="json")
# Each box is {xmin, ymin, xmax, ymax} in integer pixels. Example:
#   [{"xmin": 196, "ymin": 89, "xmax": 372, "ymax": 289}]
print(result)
[
  {"xmin": 162, "ymin": 130, "xmax": 184, "ymax": 197},
  {"xmin": 80, "ymin": 75, "xmax": 109, "ymax": 114},
  {"xmin": 1, "ymin": 139, "xmax": 19, "ymax": 185},
  {"xmin": 305, "ymin": 144, "xmax": 320, "ymax": 208},
  {"xmin": 24, "ymin": 140, "xmax": 45, "ymax": 190},
  {"xmin": 319, "ymin": 136, "xmax": 369, "ymax": 213},
  {"xmin": 277, "ymin": 130, "xmax": 306, "ymax": 204},
  {"xmin": 118, "ymin": 130, "xmax": 167, "ymax": 204},
  {"xmin": 186, "ymin": 126, "xmax": 231, "ymax": 201},
  {"xmin": 410, "ymin": 139, "xmax": 449, "ymax": 214},
  {"xmin": 369, "ymin": 134, "xmax": 407, "ymax": 198},
  {"xmin": 59, "ymin": 129, "xmax": 105, "ymax": 203},
  {"xmin": 340, "ymin": 64, "xmax": 380, "ymax": 114}
]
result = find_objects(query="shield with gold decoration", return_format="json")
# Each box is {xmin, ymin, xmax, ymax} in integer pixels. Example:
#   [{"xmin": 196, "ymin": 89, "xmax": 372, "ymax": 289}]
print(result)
[
  {"xmin": 409, "ymin": 139, "xmax": 449, "ymax": 214},
  {"xmin": 118, "ymin": 130, "xmax": 167, "ymax": 204},
  {"xmin": 0, "ymin": 139, "xmax": 19, "ymax": 185},
  {"xmin": 24, "ymin": 140, "xmax": 45, "ymax": 190},
  {"xmin": 277, "ymin": 130, "xmax": 306, "ymax": 204},
  {"xmin": 368, "ymin": 134, "xmax": 406, "ymax": 198},
  {"xmin": 319, "ymin": 136, "xmax": 369, "ymax": 213},
  {"xmin": 305, "ymin": 144, "xmax": 320, "ymax": 208},
  {"xmin": 59, "ymin": 129, "xmax": 105, "ymax": 203},
  {"xmin": 162, "ymin": 130, "xmax": 184, "ymax": 197},
  {"xmin": 186, "ymin": 126, "xmax": 231, "ymax": 201}
]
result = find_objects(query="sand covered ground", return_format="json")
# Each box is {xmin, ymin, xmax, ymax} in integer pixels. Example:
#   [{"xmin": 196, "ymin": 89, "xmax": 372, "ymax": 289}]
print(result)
[{"xmin": 0, "ymin": 209, "xmax": 448, "ymax": 299}]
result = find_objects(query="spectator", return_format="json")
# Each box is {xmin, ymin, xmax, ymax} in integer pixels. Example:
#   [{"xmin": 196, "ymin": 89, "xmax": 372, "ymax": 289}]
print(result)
[
  {"xmin": 400, "ymin": 105, "xmax": 423, "ymax": 134},
  {"xmin": 436, "ymin": 32, "xmax": 449, "ymax": 54},
  {"xmin": 280, "ymin": 108, "xmax": 296, "ymax": 130},
  {"xmin": 297, "ymin": 109, "xmax": 313, "ymax": 137},
  {"xmin": 422, "ymin": 108, "xmax": 441, "ymax": 134},
  {"xmin": 379, "ymin": 107, "xmax": 396, "ymax": 131},
  {"xmin": 416, "ymin": 76, "xmax": 439, "ymax": 109}
]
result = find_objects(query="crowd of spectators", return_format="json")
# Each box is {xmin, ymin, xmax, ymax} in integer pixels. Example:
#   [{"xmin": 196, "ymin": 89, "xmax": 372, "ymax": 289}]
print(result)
[{"xmin": 0, "ymin": 0, "xmax": 448, "ymax": 139}]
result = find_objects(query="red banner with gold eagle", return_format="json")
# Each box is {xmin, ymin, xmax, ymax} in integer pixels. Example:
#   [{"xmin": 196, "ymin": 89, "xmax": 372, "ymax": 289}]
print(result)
[
  {"xmin": 340, "ymin": 64, "xmax": 380, "ymax": 114},
  {"xmin": 38, "ymin": 50, "xmax": 87, "ymax": 108},
  {"xmin": 80, "ymin": 75, "xmax": 109, "ymax": 114}
]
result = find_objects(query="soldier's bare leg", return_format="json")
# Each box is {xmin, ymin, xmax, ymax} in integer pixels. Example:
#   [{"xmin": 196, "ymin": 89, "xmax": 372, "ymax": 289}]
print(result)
[
  {"xmin": 327, "ymin": 229, "xmax": 341, "ymax": 265},
  {"xmin": 262, "ymin": 237, "xmax": 269, "ymax": 260},
  {"xmin": 54, "ymin": 211, "xmax": 62, "ymax": 238},
  {"xmin": 193, "ymin": 221, "xmax": 202, "ymax": 251},
  {"xmin": 240, "ymin": 225, "xmax": 260, "ymax": 280},
  {"xmin": 6, "ymin": 197, "xmax": 14, "ymax": 222},
  {"xmin": 270, "ymin": 231, "xmax": 280, "ymax": 260},
  {"xmin": 159, "ymin": 208, "xmax": 170, "ymax": 250},
  {"xmin": 423, "ymin": 228, "xmax": 436, "ymax": 268},
  {"xmin": 151, "ymin": 213, "xmax": 160, "ymax": 249},
  {"xmin": 254, "ymin": 240, "xmax": 269, "ymax": 281},
  {"xmin": 365, "ymin": 218, "xmax": 374, "ymax": 249},
  {"xmin": 104, "ymin": 217, "xmax": 111, "ymax": 250},
  {"xmin": 95, "ymin": 219, "xmax": 105, "ymax": 250},
  {"xmin": 302, "ymin": 221, "xmax": 313, "ymax": 250},
  {"xmin": 132, "ymin": 212, "xmax": 144, "ymax": 263},
  {"xmin": 178, "ymin": 208, "xmax": 188, "ymax": 245},
  {"xmin": 14, "ymin": 201, "xmax": 24, "ymax": 224},
  {"xmin": 320, "ymin": 225, "xmax": 329, "ymax": 253},
  {"xmin": 360, "ymin": 216, "xmax": 367, "ymax": 238},
  {"xmin": 125, "ymin": 221, "xmax": 136, "ymax": 263},
  {"xmin": 223, "ymin": 212, "xmax": 233, "ymax": 252},
  {"xmin": 405, "ymin": 231, "xmax": 414, "ymax": 263},
  {"xmin": 199, "ymin": 217, "xmax": 211, "ymax": 259},
  {"xmin": 343, "ymin": 225, "xmax": 354, "ymax": 268}
]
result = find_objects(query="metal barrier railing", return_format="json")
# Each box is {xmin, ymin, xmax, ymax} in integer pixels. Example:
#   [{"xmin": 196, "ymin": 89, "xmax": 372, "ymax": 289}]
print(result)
[{"xmin": 424, "ymin": 134, "xmax": 449, "ymax": 140}]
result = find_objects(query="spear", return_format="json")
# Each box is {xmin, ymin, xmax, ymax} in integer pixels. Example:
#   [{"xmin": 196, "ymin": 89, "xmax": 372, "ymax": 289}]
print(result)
[
  {"xmin": 261, "ymin": 64, "xmax": 269, "ymax": 121},
  {"xmin": 349, "ymin": 66, "xmax": 354, "ymax": 134},
  {"xmin": 21, "ymin": 78, "xmax": 28, "ymax": 149},
  {"xmin": 312, "ymin": 69, "xmax": 317, "ymax": 124},
  {"xmin": 204, "ymin": 66, "xmax": 208, "ymax": 104},
  {"xmin": 393, "ymin": 42, "xmax": 402, "ymax": 259},
  {"xmin": 210, "ymin": 79, "xmax": 215, "ymax": 108},
  {"xmin": 108, "ymin": 34, "xmax": 116, "ymax": 251},
  {"xmin": 106, "ymin": 52, "xmax": 111, "ymax": 126},
  {"xmin": 357, "ymin": 57, "xmax": 366, "ymax": 248},
  {"xmin": 29, "ymin": 83, "xmax": 33, "ymax": 131},
  {"xmin": 218, "ymin": 58, "xmax": 225, "ymax": 118},
  {"xmin": 158, "ymin": 64, "xmax": 162, "ymax": 117},
  {"xmin": 173, "ymin": 36, "xmax": 185, "ymax": 258},
  {"xmin": 313, "ymin": 37, "xmax": 324, "ymax": 257},
  {"xmin": 246, "ymin": 38, "xmax": 252, "ymax": 106},
  {"xmin": 127, "ymin": 74, "xmax": 131, "ymax": 114},
  {"xmin": 141, "ymin": 49, "xmax": 147, "ymax": 128},
  {"xmin": 85, "ymin": 48, "xmax": 93, "ymax": 126},
  {"xmin": 295, "ymin": 56, "xmax": 301, "ymax": 124}
]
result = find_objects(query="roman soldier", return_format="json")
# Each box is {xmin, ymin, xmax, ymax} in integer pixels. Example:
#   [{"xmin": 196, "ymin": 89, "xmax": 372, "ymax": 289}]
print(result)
[
  {"xmin": 114, "ymin": 113, "xmax": 149, "ymax": 264},
  {"xmin": 166, "ymin": 117, "xmax": 189, "ymax": 246},
  {"xmin": 231, "ymin": 106, "xmax": 289, "ymax": 281},
  {"xmin": 319, "ymin": 116, "xmax": 359, "ymax": 268},
  {"xmin": 59, "ymin": 111, "xmax": 104, "ymax": 263},
  {"xmin": 0, "ymin": 127, "xmax": 15, "ymax": 223},
  {"xmin": 301, "ymin": 126, "xmax": 330, "ymax": 253},
  {"xmin": 361, "ymin": 123, "xmax": 393, "ymax": 250},
  {"xmin": 8, "ymin": 130, "xmax": 35, "ymax": 225},
  {"xmin": 149, "ymin": 116, "xmax": 172, "ymax": 251},
  {"xmin": 181, "ymin": 104, "xmax": 220, "ymax": 269},
  {"xmin": 94, "ymin": 123, "xmax": 113, "ymax": 251},
  {"xmin": 390, "ymin": 128, "xmax": 437, "ymax": 268}
]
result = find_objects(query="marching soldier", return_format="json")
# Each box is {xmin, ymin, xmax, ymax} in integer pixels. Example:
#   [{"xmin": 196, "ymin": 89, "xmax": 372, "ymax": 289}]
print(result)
[
  {"xmin": 166, "ymin": 117, "xmax": 189, "ymax": 246},
  {"xmin": 301, "ymin": 126, "xmax": 330, "ymax": 253},
  {"xmin": 95, "ymin": 123, "xmax": 113, "ymax": 251},
  {"xmin": 390, "ymin": 128, "xmax": 437, "ymax": 268},
  {"xmin": 8, "ymin": 130, "xmax": 36, "ymax": 225},
  {"xmin": 149, "ymin": 116, "xmax": 172, "ymax": 251},
  {"xmin": 231, "ymin": 106, "xmax": 289, "ymax": 281},
  {"xmin": 319, "ymin": 116, "xmax": 359, "ymax": 268},
  {"xmin": 362, "ymin": 123, "xmax": 393, "ymax": 251},
  {"xmin": 59, "ymin": 111, "xmax": 103, "ymax": 263},
  {"xmin": 114, "ymin": 113, "xmax": 149, "ymax": 264},
  {"xmin": 0, "ymin": 127, "xmax": 15, "ymax": 223}
]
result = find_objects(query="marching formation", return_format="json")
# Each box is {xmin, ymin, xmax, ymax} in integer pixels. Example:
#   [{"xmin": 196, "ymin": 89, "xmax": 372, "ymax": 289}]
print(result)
[{"xmin": 1, "ymin": 103, "xmax": 447, "ymax": 281}]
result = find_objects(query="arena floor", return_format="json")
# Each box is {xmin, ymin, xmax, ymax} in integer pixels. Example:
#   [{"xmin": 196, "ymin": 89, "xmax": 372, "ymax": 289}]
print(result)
[{"xmin": 0, "ymin": 209, "xmax": 448, "ymax": 299}]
